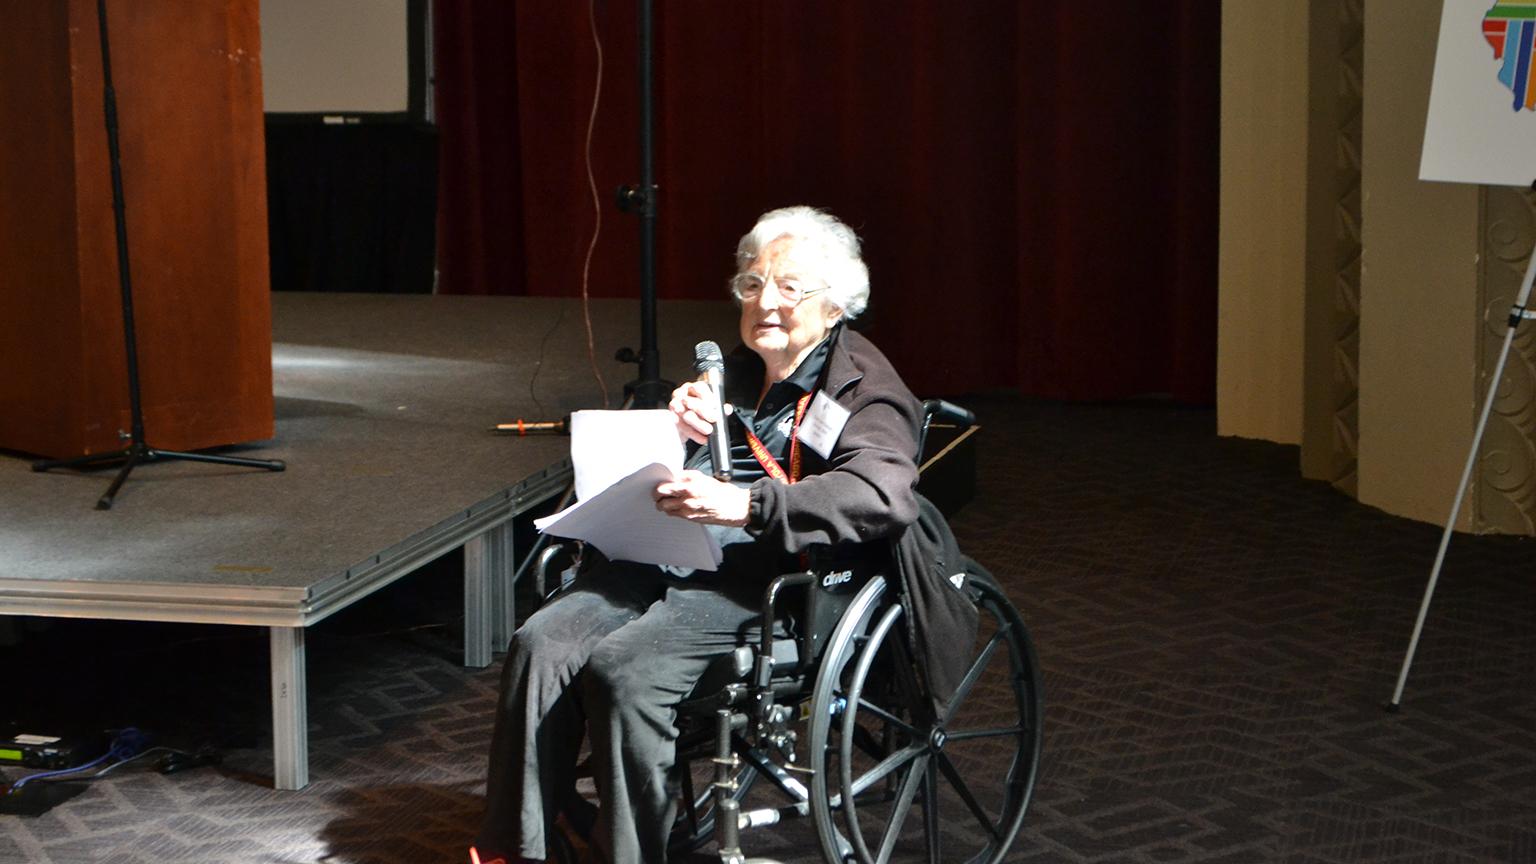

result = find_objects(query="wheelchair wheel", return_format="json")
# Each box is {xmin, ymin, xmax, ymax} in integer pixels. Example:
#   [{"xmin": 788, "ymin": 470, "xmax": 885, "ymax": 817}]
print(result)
[{"xmin": 807, "ymin": 575, "xmax": 1042, "ymax": 864}]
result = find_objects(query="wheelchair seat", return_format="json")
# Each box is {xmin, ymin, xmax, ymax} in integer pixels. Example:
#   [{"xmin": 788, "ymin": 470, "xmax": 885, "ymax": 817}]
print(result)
[{"xmin": 683, "ymin": 637, "xmax": 800, "ymax": 711}]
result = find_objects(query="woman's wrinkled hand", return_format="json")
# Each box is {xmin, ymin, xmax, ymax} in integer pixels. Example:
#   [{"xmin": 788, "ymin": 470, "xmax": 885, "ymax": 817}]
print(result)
[
  {"xmin": 654, "ymin": 470, "xmax": 750, "ymax": 527},
  {"xmin": 668, "ymin": 380, "xmax": 727, "ymax": 445}
]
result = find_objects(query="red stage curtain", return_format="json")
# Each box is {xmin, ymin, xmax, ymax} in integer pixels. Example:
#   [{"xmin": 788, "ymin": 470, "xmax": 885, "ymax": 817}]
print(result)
[
  {"xmin": 433, "ymin": 1, "xmax": 1218, "ymax": 403},
  {"xmin": 432, "ymin": 1, "xmax": 526, "ymax": 296}
]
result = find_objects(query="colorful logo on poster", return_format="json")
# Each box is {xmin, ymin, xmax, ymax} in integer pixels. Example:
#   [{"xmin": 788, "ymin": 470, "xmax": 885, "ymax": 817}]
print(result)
[{"xmin": 1485, "ymin": 1, "xmax": 1536, "ymax": 110}]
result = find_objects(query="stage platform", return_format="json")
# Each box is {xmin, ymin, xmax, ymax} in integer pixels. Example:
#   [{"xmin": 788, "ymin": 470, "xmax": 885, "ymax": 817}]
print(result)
[{"xmin": 0, "ymin": 291, "xmax": 739, "ymax": 789}]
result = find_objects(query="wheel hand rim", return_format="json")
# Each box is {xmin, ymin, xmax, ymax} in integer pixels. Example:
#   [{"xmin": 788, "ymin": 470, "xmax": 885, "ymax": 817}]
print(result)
[{"xmin": 841, "ymin": 602, "xmax": 913, "ymax": 864}]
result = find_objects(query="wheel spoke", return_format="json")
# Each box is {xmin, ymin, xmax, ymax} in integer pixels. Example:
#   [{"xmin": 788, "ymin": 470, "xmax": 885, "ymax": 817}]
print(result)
[
  {"xmin": 923, "ymin": 758, "xmax": 941, "ymax": 864},
  {"xmin": 854, "ymin": 696, "xmax": 921, "ymax": 737},
  {"xmin": 941, "ymin": 625, "xmax": 1010, "ymax": 725},
  {"xmin": 945, "ymin": 724, "xmax": 1026, "ymax": 742},
  {"xmin": 848, "ymin": 741, "xmax": 926, "ymax": 800},
  {"xmin": 875, "ymin": 752, "xmax": 930, "ymax": 864},
  {"xmin": 936, "ymin": 751, "xmax": 1003, "ymax": 843},
  {"xmin": 859, "ymin": 726, "xmax": 894, "ymax": 760}
]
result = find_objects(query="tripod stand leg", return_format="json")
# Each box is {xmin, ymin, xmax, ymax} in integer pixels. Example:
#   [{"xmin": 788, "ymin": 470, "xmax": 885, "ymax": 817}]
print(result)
[
  {"xmin": 149, "ymin": 448, "xmax": 285, "ymax": 471},
  {"xmin": 97, "ymin": 447, "xmax": 143, "ymax": 510},
  {"xmin": 35, "ymin": 445, "xmax": 281, "ymax": 509},
  {"xmin": 32, "ymin": 448, "xmax": 132, "ymax": 473}
]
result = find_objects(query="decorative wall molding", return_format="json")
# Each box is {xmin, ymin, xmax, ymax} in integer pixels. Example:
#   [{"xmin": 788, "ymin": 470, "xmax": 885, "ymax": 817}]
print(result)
[
  {"xmin": 1475, "ymin": 186, "xmax": 1536, "ymax": 534},
  {"xmin": 1301, "ymin": 0, "xmax": 1364, "ymax": 495},
  {"xmin": 1328, "ymin": 0, "xmax": 1364, "ymax": 498}
]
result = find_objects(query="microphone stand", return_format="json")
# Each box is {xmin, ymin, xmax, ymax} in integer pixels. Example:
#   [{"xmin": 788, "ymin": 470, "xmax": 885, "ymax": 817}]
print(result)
[
  {"xmin": 503, "ymin": 0, "xmax": 670, "ymax": 599},
  {"xmin": 31, "ymin": 0, "xmax": 285, "ymax": 511},
  {"xmin": 614, "ymin": 0, "xmax": 671, "ymax": 408}
]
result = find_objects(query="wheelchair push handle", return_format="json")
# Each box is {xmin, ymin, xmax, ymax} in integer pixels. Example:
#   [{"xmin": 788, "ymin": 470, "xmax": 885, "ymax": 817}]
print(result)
[
  {"xmin": 922, "ymin": 398, "xmax": 975, "ymax": 428},
  {"xmin": 920, "ymin": 399, "xmax": 974, "ymax": 456}
]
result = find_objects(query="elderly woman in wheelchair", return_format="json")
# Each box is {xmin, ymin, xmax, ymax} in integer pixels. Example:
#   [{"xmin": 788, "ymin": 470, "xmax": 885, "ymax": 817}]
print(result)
[{"xmin": 473, "ymin": 207, "xmax": 1041, "ymax": 864}]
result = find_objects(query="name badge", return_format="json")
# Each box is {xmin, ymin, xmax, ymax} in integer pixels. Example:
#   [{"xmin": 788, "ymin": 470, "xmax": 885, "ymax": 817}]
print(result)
[{"xmin": 796, "ymin": 392, "xmax": 851, "ymax": 459}]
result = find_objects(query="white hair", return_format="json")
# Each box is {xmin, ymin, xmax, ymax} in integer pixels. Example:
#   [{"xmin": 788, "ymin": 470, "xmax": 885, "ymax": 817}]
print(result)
[{"xmin": 732, "ymin": 206, "xmax": 870, "ymax": 320}]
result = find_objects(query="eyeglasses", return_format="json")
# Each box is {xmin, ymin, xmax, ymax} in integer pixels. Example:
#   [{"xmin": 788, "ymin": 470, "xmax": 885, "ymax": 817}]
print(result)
[{"xmin": 730, "ymin": 273, "xmax": 825, "ymax": 305}]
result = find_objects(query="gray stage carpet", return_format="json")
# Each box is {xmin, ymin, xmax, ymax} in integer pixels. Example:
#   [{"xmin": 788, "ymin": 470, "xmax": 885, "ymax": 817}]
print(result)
[{"xmin": 4, "ymin": 396, "xmax": 1535, "ymax": 863}]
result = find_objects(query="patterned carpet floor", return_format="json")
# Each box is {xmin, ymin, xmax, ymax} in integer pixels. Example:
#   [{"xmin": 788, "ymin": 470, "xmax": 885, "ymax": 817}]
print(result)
[{"xmin": 4, "ymin": 396, "xmax": 1535, "ymax": 863}]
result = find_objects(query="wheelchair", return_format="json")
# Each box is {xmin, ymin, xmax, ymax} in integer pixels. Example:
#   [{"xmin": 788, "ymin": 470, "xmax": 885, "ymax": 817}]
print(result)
[{"xmin": 537, "ymin": 400, "xmax": 1043, "ymax": 864}]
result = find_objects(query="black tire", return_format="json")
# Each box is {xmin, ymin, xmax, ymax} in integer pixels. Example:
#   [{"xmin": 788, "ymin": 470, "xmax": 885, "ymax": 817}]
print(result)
[{"xmin": 807, "ymin": 575, "xmax": 1042, "ymax": 864}]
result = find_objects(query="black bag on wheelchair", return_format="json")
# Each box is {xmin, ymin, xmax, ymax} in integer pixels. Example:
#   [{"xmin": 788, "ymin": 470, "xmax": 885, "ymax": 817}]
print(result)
[{"xmin": 893, "ymin": 493, "xmax": 985, "ymax": 719}]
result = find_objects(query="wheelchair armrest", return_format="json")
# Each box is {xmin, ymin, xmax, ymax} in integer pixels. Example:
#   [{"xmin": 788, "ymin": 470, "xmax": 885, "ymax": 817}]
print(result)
[
  {"xmin": 757, "ymin": 571, "xmax": 818, "ymax": 688},
  {"xmin": 922, "ymin": 398, "xmax": 975, "ymax": 428},
  {"xmin": 919, "ymin": 399, "xmax": 975, "ymax": 466},
  {"xmin": 531, "ymin": 539, "xmax": 582, "ymax": 600}
]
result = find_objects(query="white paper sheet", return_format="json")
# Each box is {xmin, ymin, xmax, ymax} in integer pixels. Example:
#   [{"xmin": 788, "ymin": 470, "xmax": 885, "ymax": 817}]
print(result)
[
  {"xmin": 534, "ymin": 463, "xmax": 723, "ymax": 570},
  {"xmin": 568, "ymin": 409, "xmax": 685, "ymax": 502}
]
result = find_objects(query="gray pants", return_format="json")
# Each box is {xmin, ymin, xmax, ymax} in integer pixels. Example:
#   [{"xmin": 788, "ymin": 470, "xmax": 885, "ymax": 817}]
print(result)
[{"xmin": 476, "ymin": 558, "xmax": 771, "ymax": 863}]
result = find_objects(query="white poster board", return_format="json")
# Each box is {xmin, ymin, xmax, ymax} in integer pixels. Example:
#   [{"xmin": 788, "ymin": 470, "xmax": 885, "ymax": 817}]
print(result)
[{"xmin": 1421, "ymin": 0, "xmax": 1536, "ymax": 186}]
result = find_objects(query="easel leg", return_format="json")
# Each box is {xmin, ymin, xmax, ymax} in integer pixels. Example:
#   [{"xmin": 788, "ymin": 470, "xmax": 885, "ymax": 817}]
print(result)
[
  {"xmin": 1390, "ymin": 237, "xmax": 1536, "ymax": 708},
  {"xmin": 270, "ymin": 626, "xmax": 309, "ymax": 790}
]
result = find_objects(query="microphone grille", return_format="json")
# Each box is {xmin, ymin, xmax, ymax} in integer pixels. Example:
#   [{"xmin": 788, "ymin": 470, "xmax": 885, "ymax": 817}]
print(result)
[{"xmin": 694, "ymin": 340, "xmax": 724, "ymax": 373}]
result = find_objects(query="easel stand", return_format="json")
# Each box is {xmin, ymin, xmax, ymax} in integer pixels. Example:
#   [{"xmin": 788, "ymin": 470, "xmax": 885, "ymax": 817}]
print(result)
[
  {"xmin": 1388, "ymin": 186, "xmax": 1536, "ymax": 709},
  {"xmin": 31, "ymin": 0, "xmax": 283, "ymax": 511}
]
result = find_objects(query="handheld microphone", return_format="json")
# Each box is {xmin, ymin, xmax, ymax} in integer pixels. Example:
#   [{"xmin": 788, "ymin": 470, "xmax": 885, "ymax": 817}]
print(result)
[{"xmin": 694, "ymin": 341, "xmax": 733, "ymax": 481}]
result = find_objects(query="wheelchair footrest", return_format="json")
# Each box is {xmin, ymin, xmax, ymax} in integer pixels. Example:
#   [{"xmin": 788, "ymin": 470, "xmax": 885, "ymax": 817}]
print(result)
[{"xmin": 738, "ymin": 801, "xmax": 810, "ymax": 831}]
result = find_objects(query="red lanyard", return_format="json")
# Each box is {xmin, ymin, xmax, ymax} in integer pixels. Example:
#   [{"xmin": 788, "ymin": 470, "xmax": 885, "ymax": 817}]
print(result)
[{"xmin": 740, "ymin": 391, "xmax": 815, "ymax": 484}]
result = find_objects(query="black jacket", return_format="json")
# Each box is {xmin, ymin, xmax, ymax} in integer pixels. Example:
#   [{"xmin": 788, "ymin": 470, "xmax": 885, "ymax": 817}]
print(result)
[
  {"xmin": 742, "ymin": 325, "xmax": 924, "ymax": 552},
  {"xmin": 737, "ymin": 326, "xmax": 980, "ymax": 713}
]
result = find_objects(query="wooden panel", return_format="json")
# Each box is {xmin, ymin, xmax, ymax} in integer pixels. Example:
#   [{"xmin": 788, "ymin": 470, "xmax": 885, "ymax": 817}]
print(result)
[
  {"xmin": 0, "ymin": 0, "xmax": 87, "ymax": 457},
  {"xmin": 0, "ymin": 0, "xmax": 273, "ymax": 459}
]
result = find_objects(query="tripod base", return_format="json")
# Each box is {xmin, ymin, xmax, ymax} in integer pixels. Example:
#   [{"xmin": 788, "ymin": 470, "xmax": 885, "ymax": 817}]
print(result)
[{"xmin": 33, "ymin": 442, "xmax": 285, "ymax": 510}]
